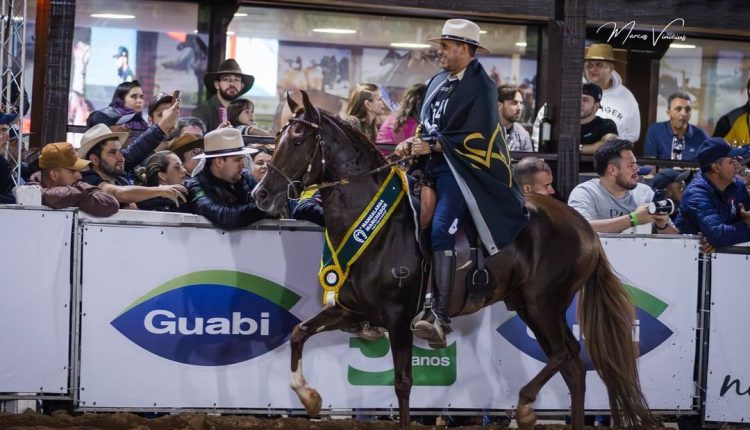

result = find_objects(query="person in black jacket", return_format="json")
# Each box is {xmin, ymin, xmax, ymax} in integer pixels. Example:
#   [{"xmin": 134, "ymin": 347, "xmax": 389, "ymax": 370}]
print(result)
[{"xmin": 186, "ymin": 128, "xmax": 267, "ymax": 230}]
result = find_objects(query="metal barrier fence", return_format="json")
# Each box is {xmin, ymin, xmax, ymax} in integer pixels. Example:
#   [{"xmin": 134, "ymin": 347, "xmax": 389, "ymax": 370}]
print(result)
[{"xmin": 0, "ymin": 206, "xmax": 747, "ymax": 423}]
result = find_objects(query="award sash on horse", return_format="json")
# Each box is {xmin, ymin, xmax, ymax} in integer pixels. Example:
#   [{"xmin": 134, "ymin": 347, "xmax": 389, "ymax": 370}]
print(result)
[{"xmin": 319, "ymin": 167, "xmax": 407, "ymax": 305}]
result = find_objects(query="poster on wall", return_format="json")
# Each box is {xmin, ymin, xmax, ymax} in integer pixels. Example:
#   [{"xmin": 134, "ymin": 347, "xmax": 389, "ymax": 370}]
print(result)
[
  {"xmin": 361, "ymin": 47, "xmax": 440, "ymax": 109},
  {"xmin": 153, "ymin": 32, "xmax": 208, "ymax": 107},
  {"xmin": 277, "ymin": 43, "xmax": 351, "ymax": 99}
]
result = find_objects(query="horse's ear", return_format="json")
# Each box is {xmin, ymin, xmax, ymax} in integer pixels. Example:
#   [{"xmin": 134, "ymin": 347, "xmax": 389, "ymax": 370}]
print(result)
[
  {"xmin": 301, "ymin": 90, "xmax": 314, "ymax": 114},
  {"xmin": 286, "ymin": 92, "xmax": 299, "ymax": 113}
]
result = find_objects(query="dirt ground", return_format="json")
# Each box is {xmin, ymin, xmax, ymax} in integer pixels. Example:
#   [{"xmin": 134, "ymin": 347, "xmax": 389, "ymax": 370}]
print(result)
[{"xmin": 0, "ymin": 409, "xmax": 562, "ymax": 430}]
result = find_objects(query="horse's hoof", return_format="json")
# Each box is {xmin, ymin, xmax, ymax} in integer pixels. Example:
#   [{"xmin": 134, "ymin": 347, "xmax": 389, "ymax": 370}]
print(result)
[
  {"xmin": 302, "ymin": 388, "xmax": 322, "ymax": 417},
  {"xmin": 516, "ymin": 403, "xmax": 536, "ymax": 430}
]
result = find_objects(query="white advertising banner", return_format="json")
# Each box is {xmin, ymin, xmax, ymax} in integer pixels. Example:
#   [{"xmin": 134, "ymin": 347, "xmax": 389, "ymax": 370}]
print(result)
[
  {"xmin": 705, "ymin": 251, "xmax": 750, "ymax": 423},
  {"xmin": 0, "ymin": 207, "xmax": 72, "ymax": 393},
  {"xmin": 78, "ymin": 223, "xmax": 700, "ymax": 412}
]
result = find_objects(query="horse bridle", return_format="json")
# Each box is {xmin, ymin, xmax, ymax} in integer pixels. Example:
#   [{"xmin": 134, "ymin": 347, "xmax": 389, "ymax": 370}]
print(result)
[
  {"xmin": 265, "ymin": 107, "xmax": 419, "ymax": 200},
  {"xmin": 265, "ymin": 109, "xmax": 326, "ymax": 200}
]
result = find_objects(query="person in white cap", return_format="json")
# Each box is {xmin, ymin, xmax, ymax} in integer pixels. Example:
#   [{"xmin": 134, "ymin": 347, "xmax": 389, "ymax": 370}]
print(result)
[
  {"xmin": 186, "ymin": 127, "xmax": 268, "ymax": 230},
  {"xmin": 395, "ymin": 19, "xmax": 528, "ymax": 348}
]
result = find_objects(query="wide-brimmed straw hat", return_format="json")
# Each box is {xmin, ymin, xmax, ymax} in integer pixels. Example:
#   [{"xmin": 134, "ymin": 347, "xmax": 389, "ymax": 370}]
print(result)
[
  {"xmin": 203, "ymin": 59, "xmax": 255, "ymax": 96},
  {"xmin": 193, "ymin": 128, "xmax": 257, "ymax": 159},
  {"xmin": 78, "ymin": 123, "xmax": 129, "ymax": 159},
  {"xmin": 584, "ymin": 43, "xmax": 622, "ymax": 63},
  {"xmin": 428, "ymin": 19, "xmax": 490, "ymax": 54}
]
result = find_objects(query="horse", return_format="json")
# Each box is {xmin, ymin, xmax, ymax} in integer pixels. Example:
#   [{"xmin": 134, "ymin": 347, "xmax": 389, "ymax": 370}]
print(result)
[{"xmin": 251, "ymin": 91, "xmax": 657, "ymax": 430}]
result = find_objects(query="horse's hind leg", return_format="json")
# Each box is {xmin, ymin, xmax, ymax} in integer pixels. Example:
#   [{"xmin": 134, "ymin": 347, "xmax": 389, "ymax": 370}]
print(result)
[
  {"xmin": 290, "ymin": 305, "xmax": 344, "ymax": 416},
  {"xmin": 514, "ymin": 307, "xmax": 581, "ymax": 430}
]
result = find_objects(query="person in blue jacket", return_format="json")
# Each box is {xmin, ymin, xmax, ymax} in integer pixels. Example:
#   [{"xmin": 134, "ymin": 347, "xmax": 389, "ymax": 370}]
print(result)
[{"xmin": 675, "ymin": 137, "xmax": 750, "ymax": 248}]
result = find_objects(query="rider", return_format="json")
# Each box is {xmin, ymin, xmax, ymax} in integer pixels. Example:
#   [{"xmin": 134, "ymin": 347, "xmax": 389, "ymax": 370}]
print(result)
[{"xmin": 395, "ymin": 19, "xmax": 528, "ymax": 348}]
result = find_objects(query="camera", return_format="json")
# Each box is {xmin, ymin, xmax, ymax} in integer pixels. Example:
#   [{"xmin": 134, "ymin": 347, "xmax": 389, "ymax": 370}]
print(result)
[{"xmin": 648, "ymin": 199, "xmax": 674, "ymax": 215}]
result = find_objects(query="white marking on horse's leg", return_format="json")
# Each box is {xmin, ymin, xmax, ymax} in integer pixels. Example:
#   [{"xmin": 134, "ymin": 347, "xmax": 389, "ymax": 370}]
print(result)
[{"xmin": 289, "ymin": 358, "xmax": 322, "ymax": 416}]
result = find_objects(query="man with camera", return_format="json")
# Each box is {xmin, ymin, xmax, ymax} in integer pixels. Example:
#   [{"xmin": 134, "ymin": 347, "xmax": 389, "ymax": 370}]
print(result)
[
  {"xmin": 675, "ymin": 137, "xmax": 750, "ymax": 248},
  {"xmin": 568, "ymin": 139, "xmax": 679, "ymax": 234}
]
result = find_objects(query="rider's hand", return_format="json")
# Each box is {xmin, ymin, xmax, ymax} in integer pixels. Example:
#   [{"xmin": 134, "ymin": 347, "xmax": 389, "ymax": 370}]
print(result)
[
  {"xmin": 394, "ymin": 138, "xmax": 412, "ymax": 157},
  {"xmin": 411, "ymin": 138, "xmax": 431, "ymax": 156}
]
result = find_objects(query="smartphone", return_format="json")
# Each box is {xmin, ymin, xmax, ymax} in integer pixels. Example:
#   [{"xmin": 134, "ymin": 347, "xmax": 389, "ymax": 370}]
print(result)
[
  {"xmin": 172, "ymin": 90, "xmax": 180, "ymax": 102},
  {"xmin": 218, "ymin": 107, "xmax": 227, "ymax": 123}
]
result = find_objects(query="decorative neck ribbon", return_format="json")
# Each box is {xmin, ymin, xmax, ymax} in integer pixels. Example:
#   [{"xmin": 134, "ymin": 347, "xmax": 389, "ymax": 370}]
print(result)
[{"xmin": 319, "ymin": 167, "xmax": 407, "ymax": 305}]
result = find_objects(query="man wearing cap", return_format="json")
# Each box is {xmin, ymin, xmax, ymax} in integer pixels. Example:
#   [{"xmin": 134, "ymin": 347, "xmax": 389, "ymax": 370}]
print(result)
[
  {"xmin": 168, "ymin": 133, "xmax": 204, "ymax": 177},
  {"xmin": 32, "ymin": 143, "xmax": 119, "ymax": 217},
  {"xmin": 675, "ymin": 137, "xmax": 750, "ymax": 248},
  {"xmin": 580, "ymin": 82, "xmax": 618, "ymax": 155},
  {"xmin": 193, "ymin": 59, "xmax": 254, "ymax": 132},
  {"xmin": 568, "ymin": 139, "xmax": 678, "ymax": 234},
  {"xmin": 395, "ymin": 19, "xmax": 528, "ymax": 348},
  {"xmin": 78, "ymin": 124, "xmax": 187, "ymax": 207},
  {"xmin": 583, "ymin": 43, "xmax": 640, "ymax": 143},
  {"xmin": 715, "ymin": 77, "xmax": 750, "ymax": 142},
  {"xmin": 514, "ymin": 157, "xmax": 555, "ymax": 196},
  {"xmin": 148, "ymin": 92, "xmax": 178, "ymax": 141},
  {"xmin": 644, "ymin": 92, "xmax": 708, "ymax": 161},
  {"xmin": 497, "ymin": 84, "xmax": 533, "ymax": 151},
  {"xmin": 650, "ymin": 168, "xmax": 690, "ymax": 220},
  {"xmin": 114, "ymin": 46, "xmax": 134, "ymax": 82},
  {"xmin": 186, "ymin": 128, "xmax": 267, "ymax": 230}
]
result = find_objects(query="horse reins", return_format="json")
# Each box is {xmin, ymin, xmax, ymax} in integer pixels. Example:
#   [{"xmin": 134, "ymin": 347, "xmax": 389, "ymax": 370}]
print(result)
[{"xmin": 266, "ymin": 108, "xmax": 418, "ymax": 198}]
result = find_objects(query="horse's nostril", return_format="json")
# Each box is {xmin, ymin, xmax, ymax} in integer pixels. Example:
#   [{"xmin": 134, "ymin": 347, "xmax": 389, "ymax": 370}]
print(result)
[{"xmin": 255, "ymin": 189, "xmax": 268, "ymax": 201}]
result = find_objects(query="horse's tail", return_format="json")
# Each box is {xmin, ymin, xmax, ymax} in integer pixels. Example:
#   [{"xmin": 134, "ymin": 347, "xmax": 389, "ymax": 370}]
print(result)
[{"xmin": 578, "ymin": 239, "xmax": 657, "ymax": 428}]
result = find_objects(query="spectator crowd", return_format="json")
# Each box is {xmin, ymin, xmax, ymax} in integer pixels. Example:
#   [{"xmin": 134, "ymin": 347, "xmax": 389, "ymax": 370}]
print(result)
[{"xmin": 1, "ymin": 38, "xmax": 750, "ymax": 250}]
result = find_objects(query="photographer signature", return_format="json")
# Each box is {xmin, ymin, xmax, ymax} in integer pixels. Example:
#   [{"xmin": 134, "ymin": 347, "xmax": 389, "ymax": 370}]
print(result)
[{"xmin": 597, "ymin": 18, "xmax": 687, "ymax": 47}]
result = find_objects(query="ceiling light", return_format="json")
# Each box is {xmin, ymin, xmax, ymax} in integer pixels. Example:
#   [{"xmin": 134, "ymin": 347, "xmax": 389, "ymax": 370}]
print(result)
[
  {"xmin": 670, "ymin": 43, "xmax": 696, "ymax": 49},
  {"xmin": 90, "ymin": 13, "xmax": 135, "ymax": 19},
  {"xmin": 226, "ymin": 31, "xmax": 235, "ymax": 36},
  {"xmin": 390, "ymin": 42, "xmax": 431, "ymax": 49},
  {"xmin": 312, "ymin": 28, "xmax": 357, "ymax": 34},
  {"xmin": 234, "ymin": 13, "xmax": 248, "ymax": 17},
  {"xmin": 480, "ymin": 30, "xmax": 487, "ymax": 34},
  {"xmin": 515, "ymin": 42, "xmax": 527, "ymax": 47}
]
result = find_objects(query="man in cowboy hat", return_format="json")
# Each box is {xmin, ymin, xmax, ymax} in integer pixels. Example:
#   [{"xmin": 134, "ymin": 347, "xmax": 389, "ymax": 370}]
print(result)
[
  {"xmin": 395, "ymin": 19, "xmax": 528, "ymax": 348},
  {"xmin": 583, "ymin": 43, "xmax": 641, "ymax": 143},
  {"xmin": 168, "ymin": 133, "xmax": 204, "ymax": 177},
  {"xmin": 78, "ymin": 123, "xmax": 188, "ymax": 207},
  {"xmin": 193, "ymin": 58, "xmax": 255, "ymax": 132},
  {"xmin": 186, "ymin": 128, "xmax": 267, "ymax": 230},
  {"xmin": 32, "ymin": 142, "xmax": 119, "ymax": 217}
]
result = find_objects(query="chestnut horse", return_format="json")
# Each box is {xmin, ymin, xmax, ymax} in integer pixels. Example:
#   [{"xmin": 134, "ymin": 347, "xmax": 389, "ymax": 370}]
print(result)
[{"xmin": 252, "ymin": 91, "xmax": 656, "ymax": 429}]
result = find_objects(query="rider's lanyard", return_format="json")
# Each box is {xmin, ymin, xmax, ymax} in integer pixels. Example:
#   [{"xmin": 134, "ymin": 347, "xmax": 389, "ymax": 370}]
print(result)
[{"xmin": 319, "ymin": 167, "xmax": 407, "ymax": 305}]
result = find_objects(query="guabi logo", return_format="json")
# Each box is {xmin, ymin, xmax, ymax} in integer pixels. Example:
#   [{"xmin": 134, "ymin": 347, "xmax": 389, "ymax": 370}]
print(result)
[
  {"xmin": 111, "ymin": 270, "xmax": 301, "ymax": 366},
  {"xmin": 497, "ymin": 285, "xmax": 672, "ymax": 370},
  {"xmin": 347, "ymin": 337, "xmax": 456, "ymax": 386}
]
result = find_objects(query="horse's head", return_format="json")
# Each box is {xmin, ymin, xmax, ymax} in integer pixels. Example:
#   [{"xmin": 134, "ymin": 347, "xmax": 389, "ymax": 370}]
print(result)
[{"xmin": 252, "ymin": 91, "xmax": 326, "ymax": 215}]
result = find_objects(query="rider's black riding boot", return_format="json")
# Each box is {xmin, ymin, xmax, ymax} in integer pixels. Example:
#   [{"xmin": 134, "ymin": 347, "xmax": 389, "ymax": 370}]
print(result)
[{"xmin": 412, "ymin": 250, "xmax": 455, "ymax": 348}]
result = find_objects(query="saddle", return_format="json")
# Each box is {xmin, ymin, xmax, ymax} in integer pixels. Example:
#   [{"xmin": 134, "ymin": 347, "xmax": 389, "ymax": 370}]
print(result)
[{"xmin": 413, "ymin": 180, "xmax": 494, "ymax": 316}]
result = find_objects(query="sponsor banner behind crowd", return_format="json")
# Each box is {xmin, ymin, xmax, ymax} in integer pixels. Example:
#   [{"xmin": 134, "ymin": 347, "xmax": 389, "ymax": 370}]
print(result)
[
  {"xmin": 0, "ymin": 208, "xmax": 72, "ymax": 393},
  {"xmin": 78, "ymin": 221, "xmax": 699, "ymax": 411},
  {"xmin": 705, "ymin": 251, "xmax": 750, "ymax": 423}
]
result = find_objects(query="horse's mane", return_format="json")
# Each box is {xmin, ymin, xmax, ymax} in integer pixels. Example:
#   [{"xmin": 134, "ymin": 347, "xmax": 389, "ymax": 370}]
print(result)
[{"xmin": 321, "ymin": 110, "xmax": 387, "ymax": 167}]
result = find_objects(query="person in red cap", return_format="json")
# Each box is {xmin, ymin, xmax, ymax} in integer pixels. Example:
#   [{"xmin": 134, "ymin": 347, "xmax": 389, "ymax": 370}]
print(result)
[{"xmin": 35, "ymin": 142, "xmax": 119, "ymax": 217}]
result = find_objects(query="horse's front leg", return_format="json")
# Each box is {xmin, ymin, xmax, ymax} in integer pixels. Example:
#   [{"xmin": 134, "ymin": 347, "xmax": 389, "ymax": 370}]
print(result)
[
  {"xmin": 388, "ymin": 318, "xmax": 414, "ymax": 429},
  {"xmin": 290, "ymin": 305, "xmax": 344, "ymax": 416}
]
